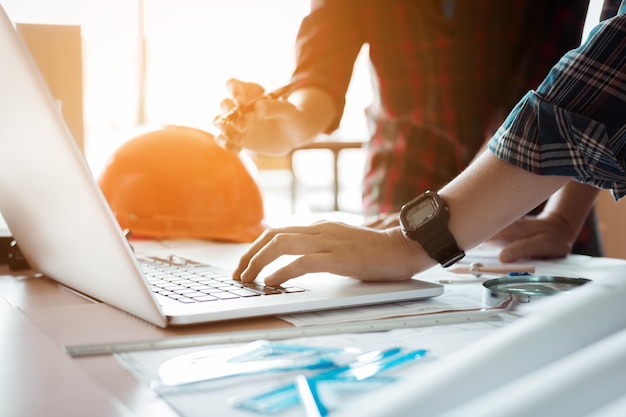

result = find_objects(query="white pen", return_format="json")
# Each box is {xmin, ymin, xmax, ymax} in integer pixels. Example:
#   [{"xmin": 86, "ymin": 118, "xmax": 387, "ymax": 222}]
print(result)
[{"xmin": 447, "ymin": 262, "xmax": 535, "ymax": 276}]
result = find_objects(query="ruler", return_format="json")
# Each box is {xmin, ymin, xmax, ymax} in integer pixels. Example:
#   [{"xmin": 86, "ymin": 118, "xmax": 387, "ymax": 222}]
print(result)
[{"xmin": 64, "ymin": 310, "xmax": 503, "ymax": 357}]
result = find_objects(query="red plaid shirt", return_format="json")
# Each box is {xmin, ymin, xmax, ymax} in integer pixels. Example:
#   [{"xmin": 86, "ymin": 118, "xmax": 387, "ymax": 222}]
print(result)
[{"xmin": 291, "ymin": 0, "xmax": 590, "ymax": 214}]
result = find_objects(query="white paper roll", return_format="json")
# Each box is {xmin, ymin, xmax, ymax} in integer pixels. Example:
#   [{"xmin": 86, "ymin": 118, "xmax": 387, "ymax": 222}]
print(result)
[{"xmin": 441, "ymin": 327, "xmax": 626, "ymax": 417}]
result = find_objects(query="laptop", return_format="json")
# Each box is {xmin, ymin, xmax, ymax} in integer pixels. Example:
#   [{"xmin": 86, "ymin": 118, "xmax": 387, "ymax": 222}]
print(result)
[{"xmin": 0, "ymin": 5, "xmax": 443, "ymax": 327}]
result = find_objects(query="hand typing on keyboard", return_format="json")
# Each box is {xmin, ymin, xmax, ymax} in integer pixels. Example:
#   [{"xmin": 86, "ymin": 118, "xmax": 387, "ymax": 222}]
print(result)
[{"xmin": 139, "ymin": 256, "xmax": 306, "ymax": 304}]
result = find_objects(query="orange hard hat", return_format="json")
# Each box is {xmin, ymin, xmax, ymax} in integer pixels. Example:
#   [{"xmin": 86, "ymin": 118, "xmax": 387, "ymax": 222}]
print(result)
[{"xmin": 98, "ymin": 125, "xmax": 266, "ymax": 242}]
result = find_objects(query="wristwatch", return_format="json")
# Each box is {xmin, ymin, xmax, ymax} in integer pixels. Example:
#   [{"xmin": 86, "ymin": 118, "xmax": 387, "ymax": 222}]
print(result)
[{"xmin": 399, "ymin": 190, "xmax": 465, "ymax": 268}]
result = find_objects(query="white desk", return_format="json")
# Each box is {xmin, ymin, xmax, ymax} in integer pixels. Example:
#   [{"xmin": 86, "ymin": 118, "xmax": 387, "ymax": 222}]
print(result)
[{"xmin": 1, "ymin": 239, "xmax": 625, "ymax": 417}]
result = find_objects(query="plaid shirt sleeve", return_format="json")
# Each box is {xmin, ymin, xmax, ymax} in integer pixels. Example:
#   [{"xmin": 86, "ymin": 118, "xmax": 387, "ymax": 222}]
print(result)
[{"xmin": 488, "ymin": 13, "xmax": 626, "ymax": 200}]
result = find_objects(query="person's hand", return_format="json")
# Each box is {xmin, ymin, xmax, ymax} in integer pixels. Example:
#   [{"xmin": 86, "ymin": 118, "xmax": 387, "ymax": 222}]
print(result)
[
  {"xmin": 489, "ymin": 213, "xmax": 576, "ymax": 263},
  {"xmin": 232, "ymin": 221, "xmax": 434, "ymax": 287},
  {"xmin": 214, "ymin": 78, "xmax": 311, "ymax": 156},
  {"xmin": 363, "ymin": 212, "xmax": 400, "ymax": 229}
]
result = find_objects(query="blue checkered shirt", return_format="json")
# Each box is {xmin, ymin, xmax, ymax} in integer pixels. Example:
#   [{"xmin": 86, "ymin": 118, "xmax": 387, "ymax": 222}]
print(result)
[{"xmin": 488, "ymin": 9, "xmax": 626, "ymax": 200}]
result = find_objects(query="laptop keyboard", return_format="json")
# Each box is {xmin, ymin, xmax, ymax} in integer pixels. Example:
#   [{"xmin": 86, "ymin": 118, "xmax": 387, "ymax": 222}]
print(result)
[{"xmin": 138, "ymin": 255, "xmax": 306, "ymax": 304}]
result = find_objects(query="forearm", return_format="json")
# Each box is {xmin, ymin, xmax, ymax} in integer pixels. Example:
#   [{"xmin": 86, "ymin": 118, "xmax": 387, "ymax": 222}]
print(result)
[
  {"xmin": 438, "ymin": 151, "xmax": 570, "ymax": 253},
  {"xmin": 540, "ymin": 181, "xmax": 600, "ymax": 237},
  {"xmin": 286, "ymin": 86, "xmax": 337, "ymax": 145}
]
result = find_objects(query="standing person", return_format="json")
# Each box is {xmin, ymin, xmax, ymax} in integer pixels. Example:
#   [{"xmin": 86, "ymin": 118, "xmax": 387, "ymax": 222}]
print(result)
[
  {"xmin": 231, "ymin": 7, "xmax": 626, "ymax": 286},
  {"xmin": 216, "ymin": 0, "xmax": 606, "ymax": 259}
]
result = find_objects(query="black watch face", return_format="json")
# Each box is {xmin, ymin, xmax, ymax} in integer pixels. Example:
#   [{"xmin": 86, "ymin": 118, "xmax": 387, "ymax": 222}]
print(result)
[{"xmin": 404, "ymin": 198, "xmax": 436, "ymax": 229}]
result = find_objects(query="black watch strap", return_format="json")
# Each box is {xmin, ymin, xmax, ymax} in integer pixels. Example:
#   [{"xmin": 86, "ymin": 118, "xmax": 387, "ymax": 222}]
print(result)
[{"xmin": 416, "ymin": 229, "xmax": 465, "ymax": 268}]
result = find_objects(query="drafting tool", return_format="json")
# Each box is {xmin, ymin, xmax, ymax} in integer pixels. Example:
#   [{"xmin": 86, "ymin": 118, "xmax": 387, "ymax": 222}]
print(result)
[
  {"xmin": 241, "ymin": 348, "xmax": 427, "ymax": 415},
  {"xmin": 483, "ymin": 275, "xmax": 591, "ymax": 306},
  {"xmin": 64, "ymin": 309, "xmax": 503, "ymax": 357}
]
